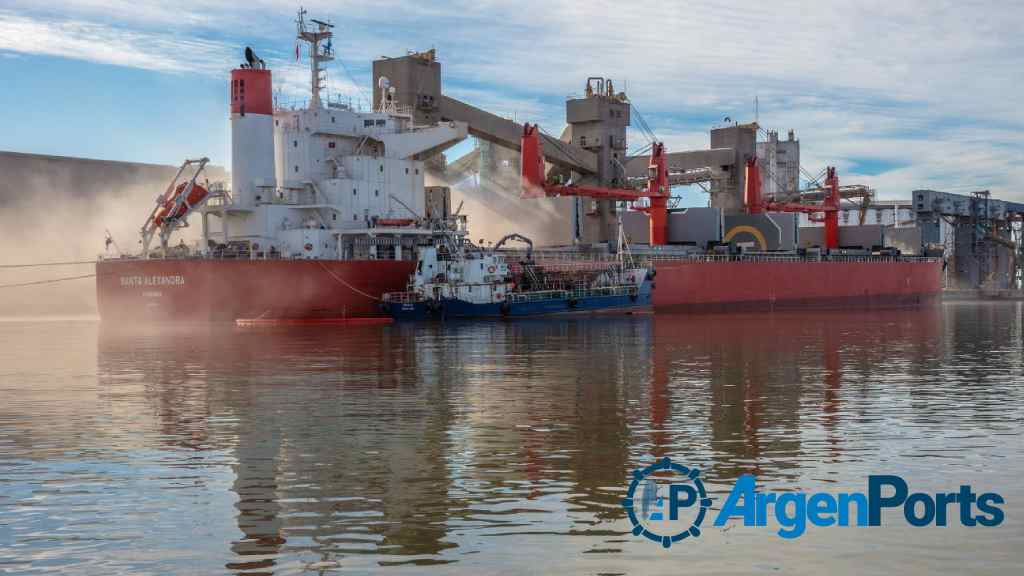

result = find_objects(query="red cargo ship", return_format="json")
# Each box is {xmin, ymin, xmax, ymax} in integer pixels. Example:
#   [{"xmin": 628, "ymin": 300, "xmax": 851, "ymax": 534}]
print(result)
[
  {"xmin": 96, "ymin": 253, "xmax": 940, "ymax": 322},
  {"xmin": 96, "ymin": 14, "xmax": 941, "ymax": 323}
]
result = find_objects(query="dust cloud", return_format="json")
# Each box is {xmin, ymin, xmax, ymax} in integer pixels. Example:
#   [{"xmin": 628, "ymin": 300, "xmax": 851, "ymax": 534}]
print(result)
[
  {"xmin": 0, "ymin": 153, "xmax": 218, "ymax": 318},
  {"xmin": 428, "ymin": 169, "xmax": 573, "ymax": 247},
  {"xmin": 0, "ymin": 147, "xmax": 574, "ymax": 318}
]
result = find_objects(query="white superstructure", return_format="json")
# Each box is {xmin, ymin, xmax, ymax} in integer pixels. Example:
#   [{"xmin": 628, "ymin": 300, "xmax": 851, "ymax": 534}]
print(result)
[{"xmin": 196, "ymin": 11, "xmax": 468, "ymax": 261}]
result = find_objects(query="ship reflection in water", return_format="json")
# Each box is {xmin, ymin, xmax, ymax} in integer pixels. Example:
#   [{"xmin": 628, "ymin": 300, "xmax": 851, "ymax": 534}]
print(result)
[{"xmin": 1, "ymin": 304, "xmax": 1022, "ymax": 574}]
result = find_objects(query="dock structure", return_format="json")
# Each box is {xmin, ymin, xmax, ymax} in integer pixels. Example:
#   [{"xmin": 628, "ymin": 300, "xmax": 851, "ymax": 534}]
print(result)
[{"xmin": 914, "ymin": 190, "xmax": 1024, "ymax": 290}]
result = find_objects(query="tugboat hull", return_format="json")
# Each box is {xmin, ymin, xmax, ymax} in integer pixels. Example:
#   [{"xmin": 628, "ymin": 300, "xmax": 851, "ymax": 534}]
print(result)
[{"xmin": 388, "ymin": 287, "xmax": 652, "ymax": 321}]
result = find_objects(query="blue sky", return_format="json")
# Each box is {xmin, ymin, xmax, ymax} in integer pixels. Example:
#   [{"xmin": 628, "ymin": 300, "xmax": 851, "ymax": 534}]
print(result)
[{"xmin": 1, "ymin": 0, "xmax": 1022, "ymax": 202}]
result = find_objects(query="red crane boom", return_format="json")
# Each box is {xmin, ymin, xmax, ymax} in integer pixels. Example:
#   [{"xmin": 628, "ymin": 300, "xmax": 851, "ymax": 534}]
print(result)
[
  {"xmin": 520, "ymin": 123, "xmax": 670, "ymax": 245},
  {"xmin": 745, "ymin": 158, "xmax": 841, "ymax": 249}
]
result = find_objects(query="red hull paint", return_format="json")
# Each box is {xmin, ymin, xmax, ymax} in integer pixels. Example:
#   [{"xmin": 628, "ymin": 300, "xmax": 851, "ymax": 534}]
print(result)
[
  {"xmin": 96, "ymin": 259, "xmax": 414, "ymax": 322},
  {"xmin": 96, "ymin": 258, "xmax": 943, "ymax": 322},
  {"xmin": 651, "ymin": 260, "xmax": 943, "ymax": 311}
]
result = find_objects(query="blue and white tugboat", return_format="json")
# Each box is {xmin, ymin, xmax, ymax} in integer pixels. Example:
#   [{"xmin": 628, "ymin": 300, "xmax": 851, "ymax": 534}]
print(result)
[{"xmin": 383, "ymin": 233, "xmax": 652, "ymax": 320}]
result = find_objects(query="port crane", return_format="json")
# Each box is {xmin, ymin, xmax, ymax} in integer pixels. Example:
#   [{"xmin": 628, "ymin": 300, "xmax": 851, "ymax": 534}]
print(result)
[
  {"xmin": 520, "ymin": 123, "xmax": 671, "ymax": 245},
  {"xmin": 745, "ymin": 158, "xmax": 842, "ymax": 249}
]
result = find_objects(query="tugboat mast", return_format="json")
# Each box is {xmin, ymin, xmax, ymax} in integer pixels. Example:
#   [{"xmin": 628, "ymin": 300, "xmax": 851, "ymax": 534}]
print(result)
[{"xmin": 295, "ymin": 8, "xmax": 334, "ymax": 109}]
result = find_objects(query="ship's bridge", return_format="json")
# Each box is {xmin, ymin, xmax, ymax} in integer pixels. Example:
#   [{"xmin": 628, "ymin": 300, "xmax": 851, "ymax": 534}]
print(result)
[{"xmin": 273, "ymin": 106, "xmax": 467, "ymax": 162}]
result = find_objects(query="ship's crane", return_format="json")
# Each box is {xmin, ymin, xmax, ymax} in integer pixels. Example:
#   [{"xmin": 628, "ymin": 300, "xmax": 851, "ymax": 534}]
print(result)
[
  {"xmin": 520, "ymin": 123, "xmax": 671, "ymax": 245},
  {"xmin": 745, "ymin": 158, "xmax": 841, "ymax": 249},
  {"xmin": 141, "ymin": 158, "xmax": 214, "ymax": 254},
  {"xmin": 492, "ymin": 233, "xmax": 534, "ymax": 260}
]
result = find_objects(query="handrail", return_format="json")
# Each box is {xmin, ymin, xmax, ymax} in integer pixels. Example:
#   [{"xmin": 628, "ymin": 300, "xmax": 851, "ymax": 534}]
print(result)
[
  {"xmin": 99, "ymin": 250, "xmax": 941, "ymax": 265},
  {"xmin": 499, "ymin": 249, "xmax": 940, "ymax": 265},
  {"xmin": 382, "ymin": 291, "xmax": 422, "ymax": 304}
]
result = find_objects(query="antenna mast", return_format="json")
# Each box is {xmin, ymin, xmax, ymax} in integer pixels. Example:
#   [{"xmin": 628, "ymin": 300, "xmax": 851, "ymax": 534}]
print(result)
[{"xmin": 296, "ymin": 8, "xmax": 334, "ymax": 109}]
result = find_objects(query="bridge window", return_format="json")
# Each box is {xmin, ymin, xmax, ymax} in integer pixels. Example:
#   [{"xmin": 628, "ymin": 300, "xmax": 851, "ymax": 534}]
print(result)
[{"xmin": 364, "ymin": 120, "xmax": 374, "ymax": 127}]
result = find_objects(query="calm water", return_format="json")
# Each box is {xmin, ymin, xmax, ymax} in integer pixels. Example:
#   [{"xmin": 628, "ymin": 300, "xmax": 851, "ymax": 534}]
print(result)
[{"xmin": 1, "ymin": 304, "xmax": 1022, "ymax": 575}]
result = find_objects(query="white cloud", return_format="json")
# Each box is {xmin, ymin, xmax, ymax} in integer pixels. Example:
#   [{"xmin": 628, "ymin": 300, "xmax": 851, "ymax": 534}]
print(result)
[
  {"xmin": 0, "ymin": 10, "xmax": 230, "ymax": 74},
  {"xmin": 0, "ymin": 0, "xmax": 1021, "ymax": 200}
]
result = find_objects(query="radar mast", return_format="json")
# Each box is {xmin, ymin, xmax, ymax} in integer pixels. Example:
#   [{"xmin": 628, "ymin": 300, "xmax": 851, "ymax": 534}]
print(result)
[{"xmin": 295, "ymin": 8, "xmax": 334, "ymax": 109}]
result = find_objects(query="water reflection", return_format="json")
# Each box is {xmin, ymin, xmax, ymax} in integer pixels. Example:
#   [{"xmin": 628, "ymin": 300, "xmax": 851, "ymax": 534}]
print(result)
[{"xmin": 1, "ymin": 303, "xmax": 1020, "ymax": 574}]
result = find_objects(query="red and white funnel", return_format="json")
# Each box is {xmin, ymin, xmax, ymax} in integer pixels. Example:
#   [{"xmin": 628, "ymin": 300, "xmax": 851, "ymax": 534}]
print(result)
[{"xmin": 229, "ymin": 48, "xmax": 275, "ymax": 207}]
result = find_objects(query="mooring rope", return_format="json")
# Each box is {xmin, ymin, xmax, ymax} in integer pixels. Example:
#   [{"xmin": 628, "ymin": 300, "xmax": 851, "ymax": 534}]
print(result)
[
  {"xmin": 0, "ymin": 273, "xmax": 97, "ymax": 289},
  {"xmin": 0, "ymin": 259, "xmax": 97, "ymax": 269},
  {"xmin": 316, "ymin": 260, "xmax": 383, "ymax": 301}
]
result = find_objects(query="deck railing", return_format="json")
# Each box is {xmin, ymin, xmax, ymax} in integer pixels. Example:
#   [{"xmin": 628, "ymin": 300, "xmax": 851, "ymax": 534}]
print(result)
[
  {"xmin": 509, "ymin": 290, "xmax": 570, "ymax": 303},
  {"xmin": 499, "ymin": 249, "xmax": 940, "ymax": 266},
  {"xmin": 100, "ymin": 249, "xmax": 940, "ymax": 265},
  {"xmin": 381, "ymin": 291, "xmax": 421, "ymax": 304}
]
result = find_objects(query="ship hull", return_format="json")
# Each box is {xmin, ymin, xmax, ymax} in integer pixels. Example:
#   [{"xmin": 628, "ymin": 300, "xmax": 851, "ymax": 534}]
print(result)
[
  {"xmin": 96, "ymin": 259, "xmax": 414, "ymax": 322},
  {"xmin": 96, "ymin": 258, "xmax": 943, "ymax": 322},
  {"xmin": 650, "ymin": 259, "xmax": 942, "ymax": 311},
  {"xmin": 388, "ymin": 288, "xmax": 652, "ymax": 321}
]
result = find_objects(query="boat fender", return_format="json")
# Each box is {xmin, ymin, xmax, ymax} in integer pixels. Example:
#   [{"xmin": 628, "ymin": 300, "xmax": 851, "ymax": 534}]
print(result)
[
  {"xmin": 487, "ymin": 265, "xmax": 496, "ymax": 274},
  {"xmin": 304, "ymin": 243, "xmax": 313, "ymax": 251}
]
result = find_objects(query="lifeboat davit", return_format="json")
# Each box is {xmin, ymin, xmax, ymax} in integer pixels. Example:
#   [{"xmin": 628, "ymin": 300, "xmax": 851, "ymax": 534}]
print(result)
[{"xmin": 154, "ymin": 182, "xmax": 209, "ymax": 226}]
